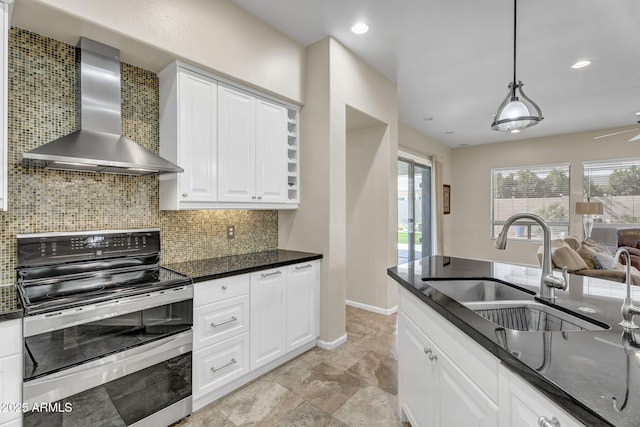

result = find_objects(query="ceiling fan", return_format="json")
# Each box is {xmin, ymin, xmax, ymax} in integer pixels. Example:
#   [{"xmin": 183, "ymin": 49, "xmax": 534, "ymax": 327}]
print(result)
[{"xmin": 593, "ymin": 114, "xmax": 640, "ymax": 142}]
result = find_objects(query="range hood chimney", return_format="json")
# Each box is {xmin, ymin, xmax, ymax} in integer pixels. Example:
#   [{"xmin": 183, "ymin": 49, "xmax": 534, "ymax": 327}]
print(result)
[{"xmin": 21, "ymin": 38, "xmax": 183, "ymax": 175}]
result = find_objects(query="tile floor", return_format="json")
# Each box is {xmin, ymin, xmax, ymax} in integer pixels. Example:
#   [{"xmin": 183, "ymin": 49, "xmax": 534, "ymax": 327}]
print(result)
[{"xmin": 179, "ymin": 305, "xmax": 410, "ymax": 427}]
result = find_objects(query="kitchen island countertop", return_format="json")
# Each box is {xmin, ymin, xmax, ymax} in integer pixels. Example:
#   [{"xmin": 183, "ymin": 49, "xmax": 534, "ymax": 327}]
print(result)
[
  {"xmin": 163, "ymin": 249, "xmax": 322, "ymax": 283},
  {"xmin": 388, "ymin": 255, "xmax": 640, "ymax": 427}
]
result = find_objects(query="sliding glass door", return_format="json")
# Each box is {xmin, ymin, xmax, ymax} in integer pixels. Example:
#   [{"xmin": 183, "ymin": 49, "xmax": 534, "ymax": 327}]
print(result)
[{"xmin": 398, "ymin": 157, "xmax": 432, "ymax": 264}]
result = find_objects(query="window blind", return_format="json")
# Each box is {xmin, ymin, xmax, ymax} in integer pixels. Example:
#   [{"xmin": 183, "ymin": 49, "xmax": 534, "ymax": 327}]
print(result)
[
  {"xmin": 584, "ymin": 158, "xmax": 640, "ymax": 225},
  {"xmin": 491, "ymin": 163, "xmax": 570, "ymax": 240}
]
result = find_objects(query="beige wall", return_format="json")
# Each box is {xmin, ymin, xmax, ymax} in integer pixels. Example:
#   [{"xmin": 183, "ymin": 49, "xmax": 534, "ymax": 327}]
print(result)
[
  {"xmin": 279, "ymin": 38, "xmax": 398, "ymax": 343},
  {"xmin": 398, "ymin": 122, "xmax": 454, "ymax": 254},
  {"xmin": 450, "ymin": 127, "xmax": 640, "ymax": 265},
  {"xmin": 13, "ymin": 0, "xmax": 305, "ymax": 104},
  {"xmin": 346, "ymin": 124, "xmax": 389, "ymax": 309}
]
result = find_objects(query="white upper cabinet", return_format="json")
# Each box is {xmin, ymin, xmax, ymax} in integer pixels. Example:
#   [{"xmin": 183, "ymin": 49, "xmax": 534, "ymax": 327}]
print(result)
[
  {"xmin": 217, "ymin": 85, "xmax": 256, "ymax": 202},
  {"xmin": 0, "ymin": 1, "xmax": 9, "ymax": 212},
  {"xmin": 159, "ymin": 61, "xmax": 299, "ymax": 210},
  {"xmin": 255, "ymin": 98, "xmax": 288, "ymax": 203},
  {"xmin": 178, "ymin": 69, "xmax": 218, "ymax": 203}
]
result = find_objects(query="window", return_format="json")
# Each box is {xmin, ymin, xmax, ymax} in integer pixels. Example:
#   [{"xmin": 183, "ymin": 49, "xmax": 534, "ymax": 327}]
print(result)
[
  {"xmin": 491, "ymin": 163, "xmax": 570, "ymax": 240},
  {"xmin": 583, "ymin": 158, "xmax": 640, "ymax": 226}
]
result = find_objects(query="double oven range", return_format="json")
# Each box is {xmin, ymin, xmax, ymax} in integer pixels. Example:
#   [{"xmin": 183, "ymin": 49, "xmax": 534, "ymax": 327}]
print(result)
[{"xmin": 16, "ymin": 228, "xmax": 193, "ymax": 427}]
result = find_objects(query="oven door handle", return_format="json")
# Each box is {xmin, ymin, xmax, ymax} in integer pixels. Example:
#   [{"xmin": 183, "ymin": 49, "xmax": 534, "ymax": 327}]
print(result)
[{"xmin": 23, "ymin": 330, "xmax": 193, "ymax": 406}]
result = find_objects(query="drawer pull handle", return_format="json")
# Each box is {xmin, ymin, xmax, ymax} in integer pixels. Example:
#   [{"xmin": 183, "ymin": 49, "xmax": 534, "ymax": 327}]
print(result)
[
  {"xmin": 261, "ymin": 271, "xmax": 282, "ymax": 278},
  {"xmin": 211, "ymin": 358, "xmax": 237, "ymax": 373},
  {"xmin": 538, "ymin": 416, "xmax": 560, "ymax": 427},
  {"xmin": 295, "ymin": 264, "xmax": 313, "ymax": 270},
  {"xmin": 211, "ymin": 316, "xmax": 237, "ymax": 328},
  {"xmin": 221, "ymin": 285, "xmax": 228, "ymax": 290}
]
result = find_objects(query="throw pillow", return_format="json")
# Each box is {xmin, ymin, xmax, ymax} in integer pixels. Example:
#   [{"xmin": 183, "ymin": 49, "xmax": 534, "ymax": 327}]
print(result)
[
  {"xmin": 593, "ymin": 252, "xmax": 616, "ymax": 270},
  {"xmin": 576, "ymin": 244, "xmax": 598, "ymax": 270},
  {"xmin": 550, "ymin": 246, "xmax": 589, "ymax": 273}
]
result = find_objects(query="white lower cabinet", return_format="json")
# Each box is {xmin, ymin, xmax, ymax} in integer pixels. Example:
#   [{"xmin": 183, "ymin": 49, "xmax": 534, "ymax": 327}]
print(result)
[
  {"xmin": 193, "ymin": 333, "xmax": 250, "ymax": 399},
  {"xmin": 398, "ymin": 286, "xmax": 584, "ymax": 427},
  {"xmin": 398, "ymin": 313, "xmax": 498, "ymax": 427},
  {"xmin": 499, "ymin": 366, "xmax": 583, "ymax": 427},
  {"xmin": 0, "ymin": 319, "xmax": 22, "ymax": 427},
  {"xmin": 193, "ymin": 260, "xmax": 320, "ymax": 410},
  {"xmin": 285, "ymin": 262, "xmax": 319, "ymax": 351},
  {"xmin": 250, "ymin": 267, "xmax": 287, "ymax": 369}
]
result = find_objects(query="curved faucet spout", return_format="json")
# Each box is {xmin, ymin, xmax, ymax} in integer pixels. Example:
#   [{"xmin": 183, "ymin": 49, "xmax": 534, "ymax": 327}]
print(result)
[
  {"xmin": 495, "ymin": 213, "xmax": 567, "ymax": 300},
  {"xmin": 614, "ymin": 248, "xmax": 640, "ymax": 329}
]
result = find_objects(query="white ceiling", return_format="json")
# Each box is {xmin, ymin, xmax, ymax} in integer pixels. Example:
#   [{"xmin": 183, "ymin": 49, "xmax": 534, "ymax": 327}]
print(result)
[{"xmin": 232, "ymin": 0, "xmax": 640, "ymax": 147}]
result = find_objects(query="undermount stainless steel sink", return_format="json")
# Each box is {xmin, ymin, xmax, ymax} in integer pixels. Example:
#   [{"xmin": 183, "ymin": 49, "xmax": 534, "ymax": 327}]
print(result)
[
  {"xmin": 463, "ymin": 301, "xmax": 609, "ymax": 332},
  {"xmin": 424, "ymin": 278, "xmax": 609, "ymax": 332},
  {"xmin": 425, "ymin": 278, "xmax": 535, "ymax": 302}
]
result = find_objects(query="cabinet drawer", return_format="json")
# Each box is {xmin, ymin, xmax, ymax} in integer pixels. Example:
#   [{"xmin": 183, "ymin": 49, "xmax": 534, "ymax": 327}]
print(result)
[
  {"xmin": 194, "ymin": 294, "xmax": 249, "ymax": 350},
  {"xmin": 194, "ymin": 275, "xmax": 250, "ymax": 307},
  {"xmin": 193, "ymin": 333, "xmax": 249, "ymax": 399}
]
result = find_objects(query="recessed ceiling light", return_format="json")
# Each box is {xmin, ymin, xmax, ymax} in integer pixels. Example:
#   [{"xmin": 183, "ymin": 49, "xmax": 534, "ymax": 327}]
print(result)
[
  {"xmin": 351, "ymin": 22, "xmax": 369, "ymax": 35},
  {"xmin": 635, "ymin": 112, "xmax": 640, "ymax": 116},
  {"xmin": 571, "ymin": 60, "xmax": 592, "ymax": 69}
]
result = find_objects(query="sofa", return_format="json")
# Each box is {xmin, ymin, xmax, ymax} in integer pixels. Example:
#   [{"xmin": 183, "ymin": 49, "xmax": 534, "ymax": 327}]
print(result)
[
  {"xmin": 537, "ymin": 236, "xmax": 640, "ymax": 285},
  {"xmin": 617, "ymin": 228, "xmax": 640, "ymax": 270}
]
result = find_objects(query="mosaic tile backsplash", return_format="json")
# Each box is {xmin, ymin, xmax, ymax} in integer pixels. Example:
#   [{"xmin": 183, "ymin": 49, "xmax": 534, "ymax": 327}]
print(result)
[{"xmin": 0, "ymin": 28, "xmax": 278, "ymax": 283}]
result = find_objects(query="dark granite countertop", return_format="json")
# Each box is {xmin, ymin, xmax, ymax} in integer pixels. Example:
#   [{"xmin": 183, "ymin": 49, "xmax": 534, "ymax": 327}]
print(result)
[
  {"xmin": 388, "ymin": 255, "xmax": 640, "ymax": 427},
  {"xmin": 0, "ymin": 284, "xmax": 23, "ymax": 321},
  {"xmin": 163, "ymin": 249, "xmax": 322, "ymax": 283}
]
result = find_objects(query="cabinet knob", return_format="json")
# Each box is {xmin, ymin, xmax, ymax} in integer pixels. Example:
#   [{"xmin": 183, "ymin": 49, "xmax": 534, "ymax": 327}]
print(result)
[
  {"xmin": 221, "ymin": 285, "xmax": 228, "ymax": 290},
  {"xmin": 257, "ymin": 196, "xmax": 262, "ymax": 200},
  {"xmin": 538, "ymin": 416, "xmax": 561, "ymax": 427},
  {"xmin": 252, "ymin": 196, "xmax": 256, "ymax": 200},
  {"xmin": 423, "ymin": 347, "xmax": 438, "ymax": 362},
  {"xmin": 182, "ymin": 193, "xmax": 187, "ymax": 197}
]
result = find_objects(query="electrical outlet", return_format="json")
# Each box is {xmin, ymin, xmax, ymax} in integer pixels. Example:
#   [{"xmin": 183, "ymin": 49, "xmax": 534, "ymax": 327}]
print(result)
[{"xmin": 227, "ymin": 225, "xmax": 235, "ymax": 239}]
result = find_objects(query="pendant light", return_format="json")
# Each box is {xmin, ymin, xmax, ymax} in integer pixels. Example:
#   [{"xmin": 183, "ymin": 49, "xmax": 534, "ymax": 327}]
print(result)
[{"xmin": 491, "ymin": 0, "xmax": 543, "ymax": 133}]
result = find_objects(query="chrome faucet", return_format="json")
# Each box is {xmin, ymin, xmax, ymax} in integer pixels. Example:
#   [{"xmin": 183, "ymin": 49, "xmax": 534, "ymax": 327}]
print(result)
[
  {"xmin": 613, "ymin": 248, "xmax": 640, "ymax": 329},
  {"xmin": 495, "ymin": 213, "xmax": 568, "ymax": 300}
]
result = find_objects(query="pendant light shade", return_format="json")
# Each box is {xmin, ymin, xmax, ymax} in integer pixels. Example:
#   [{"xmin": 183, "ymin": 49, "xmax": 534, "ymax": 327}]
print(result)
[
  {"xmin": 491, "ymin": 0, "xmax": 543, "ymax": 132},
  {"xmin": 491, "ymin": 81, "xmax": 543, "ymax": 132}
]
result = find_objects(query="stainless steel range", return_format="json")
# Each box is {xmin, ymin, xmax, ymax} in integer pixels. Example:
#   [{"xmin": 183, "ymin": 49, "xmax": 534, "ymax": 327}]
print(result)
[{"xmin": 17, "ymin": 228, "xmax": 193, "ymax": 427}]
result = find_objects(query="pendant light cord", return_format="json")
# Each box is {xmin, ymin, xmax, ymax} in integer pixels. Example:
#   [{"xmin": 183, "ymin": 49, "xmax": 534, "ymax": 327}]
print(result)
[{"xmin": 512, "ymin": 0, "xmax": 517, "ymax": 96}]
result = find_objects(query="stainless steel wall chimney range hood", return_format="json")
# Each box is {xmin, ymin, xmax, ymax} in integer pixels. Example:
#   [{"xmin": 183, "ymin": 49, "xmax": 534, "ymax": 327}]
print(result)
[{"xmin": 21, "ymin": 38, "xmax": 183, "ymax": 176}]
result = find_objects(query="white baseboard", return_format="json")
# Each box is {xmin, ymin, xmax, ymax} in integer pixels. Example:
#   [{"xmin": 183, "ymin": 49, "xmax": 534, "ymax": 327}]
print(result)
[
  {"xmin": 346, "ymin": 299, "xmax": 398, "ymax": 315},
  {"xmin": 317, "ymin": 333, "xmax": 347, "ymax": 350}
]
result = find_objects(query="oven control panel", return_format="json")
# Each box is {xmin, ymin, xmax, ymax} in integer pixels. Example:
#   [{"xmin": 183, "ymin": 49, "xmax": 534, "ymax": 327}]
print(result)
[{"xmin": 17, "ymin": 229, "xmax": 161, "ymax": 266}]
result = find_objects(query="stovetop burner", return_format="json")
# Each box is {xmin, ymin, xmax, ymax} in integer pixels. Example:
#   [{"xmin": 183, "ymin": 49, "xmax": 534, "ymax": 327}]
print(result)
[{"xmin": 17, "ymin": 229, "xmax": 192, "ymax": 316}]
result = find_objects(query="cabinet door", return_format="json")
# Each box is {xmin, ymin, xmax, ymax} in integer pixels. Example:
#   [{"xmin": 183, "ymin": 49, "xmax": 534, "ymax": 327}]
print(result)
[
  {"xmin": 504, "ymin": 370, "xmax": 583, "ymax": 427},
  {"xmin": 177, "ymin": 69, "xmax": 217, "ymax": 202},
  {"xmin": 398, "ymin": 313, "xmax": 435, "ymax": 427},
  {"xmin": 250, "ymin": 268, "xmax": 287, "ymax": 370},
  {"xmin": 0, "ymin": 319, "xmax": 21, "ymax": 425},
  {"xmin": 217, "ymin": 85, "xmax": 256, "ymax": 202},
  {"xmin": 285, "ymin": 262, "xmax": 318, "ymax": 351},
  {"xmin": 255, "ymin": 99, "xmax": 287, "ymax": 203},
  {"xmin": 435, "ymin": 347, "xmax": 499, "ymax": 427}
]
